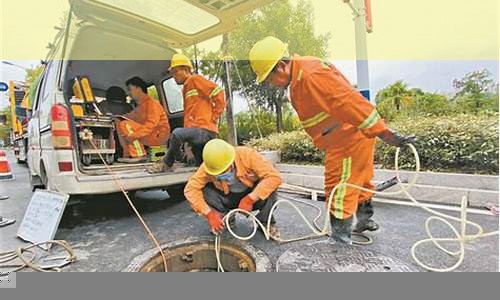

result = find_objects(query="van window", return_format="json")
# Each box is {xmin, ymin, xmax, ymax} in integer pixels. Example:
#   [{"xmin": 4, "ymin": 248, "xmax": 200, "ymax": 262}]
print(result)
[
  {"xmin": 162, "ymin": 78, "xmax": 183, "ymax": 113},
  {"xmin": 38, "ymin": 62, "xmax": 60, "ymax": 127},
  {"xmin": 41, "ymin": 62, "xmax": 58, "ymax": 102}
]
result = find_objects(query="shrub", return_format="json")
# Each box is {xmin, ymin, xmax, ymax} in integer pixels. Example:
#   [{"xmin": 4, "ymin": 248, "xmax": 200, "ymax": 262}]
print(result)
[
  {"xmin": 376, "ymin": 113, "xmax": 499, "ymax": 174},
  {"xmin": 248, "ymin": 131, "xmax": 324, "ymax": 164},
  {"xmin": 247, "ymin": 113, "xmax": 499, "ymax": 175},
  {"xmin": 219, "ymin": 109, "xmax": 302, "ymax": 144}
]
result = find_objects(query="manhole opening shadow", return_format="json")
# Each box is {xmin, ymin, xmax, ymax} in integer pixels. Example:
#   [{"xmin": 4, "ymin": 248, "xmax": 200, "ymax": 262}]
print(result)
[{"xmin": 125, "ymin": 237, "xmax": 272, "ymax": 272}]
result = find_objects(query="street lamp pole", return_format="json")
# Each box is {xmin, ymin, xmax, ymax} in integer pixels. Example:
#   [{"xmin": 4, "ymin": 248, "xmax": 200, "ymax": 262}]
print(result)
[
  {"xmin": 1, "ymin": 61, "xmax": 28, "ymax": 71},
  {"xmin": 344, "ymin": 0, "xmax": 372, "ymax": 103},
  {"xmin": 353, "ymin": 0, "xmax": 371, "ymax": 102}
]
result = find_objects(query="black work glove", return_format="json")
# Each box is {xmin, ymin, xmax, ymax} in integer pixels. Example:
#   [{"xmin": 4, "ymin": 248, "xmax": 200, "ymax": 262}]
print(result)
[{"xmin": 379, "ymin": 130, "xmax": 417, "ymax": 147}]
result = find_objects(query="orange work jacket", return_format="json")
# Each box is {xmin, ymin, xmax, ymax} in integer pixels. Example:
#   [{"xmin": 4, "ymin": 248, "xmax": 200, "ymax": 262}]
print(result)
[
  {"xmin": 124, "ymin": 96, "xmax": 170, "ymax": 140},
  {"xmin": 289, "ymin": 55, "xmax": 389, "ymax": 150},
  {"xmin": 183, "ymin": 75, "xmax": 226, "ymax": 133},
  {"xmin": 184, "ymin": 147, "xmax": 283, "ymax": 215}
]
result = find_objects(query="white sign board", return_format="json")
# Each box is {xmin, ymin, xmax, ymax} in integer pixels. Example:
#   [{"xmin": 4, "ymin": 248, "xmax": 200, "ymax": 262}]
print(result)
[{"xmin": 17, "ymin": 190, "xmax": 69, "ymax": 248}]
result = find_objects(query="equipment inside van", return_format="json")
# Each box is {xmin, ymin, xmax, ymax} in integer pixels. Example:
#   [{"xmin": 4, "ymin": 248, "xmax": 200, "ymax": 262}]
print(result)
[
  {"xmin": 26, "ymin": 0, "xmax": 273, "ymax": 196},
  {"xmin": 69, "ymin": 76, "xmax": 116, "ymax": 166}
]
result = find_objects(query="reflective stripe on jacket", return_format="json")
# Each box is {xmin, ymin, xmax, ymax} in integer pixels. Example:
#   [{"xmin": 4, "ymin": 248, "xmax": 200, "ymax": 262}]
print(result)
[
  {"xmin": 289, "ymin": 55, "xmax": 389, "ymax": 150},
  {"xmin": 124, "ymin": 96, "xmax": 170, "ymax": 140},
  {"xmin": 184, "ymin": 147, "xmax": 283, "ymax": 215},
  {"xmin": 183, "ymin": 75, "xmax": 226, "ymax": 133}
]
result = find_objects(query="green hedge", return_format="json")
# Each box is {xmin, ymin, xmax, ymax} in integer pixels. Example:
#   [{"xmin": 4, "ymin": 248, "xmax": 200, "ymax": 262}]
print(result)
[
  {"xmin": 248, "ymin": 113, "xmax": 499, "ymax": 175},
  {"xmin": 248, "ymin": 131, "xmax": 324, "ymax": 164},
  {"xmin": 219, "ymin": 109, "xmax": 302, "ymax": 144}
]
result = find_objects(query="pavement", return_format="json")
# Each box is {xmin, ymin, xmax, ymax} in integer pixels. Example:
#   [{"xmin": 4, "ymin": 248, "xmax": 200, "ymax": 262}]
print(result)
[{"xmin": 1, "ymin": 150, "xmax": 498, "ymax": 272}]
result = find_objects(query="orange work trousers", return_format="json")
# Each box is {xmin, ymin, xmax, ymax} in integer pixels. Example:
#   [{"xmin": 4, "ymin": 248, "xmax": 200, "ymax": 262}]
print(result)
[
  {"xmin": 117, "ymin": 120, "xmax": 169, "ymax": 158},
  {"xmin": 324, "ymin": 137, "xmax": 376, "ymax": 220}
]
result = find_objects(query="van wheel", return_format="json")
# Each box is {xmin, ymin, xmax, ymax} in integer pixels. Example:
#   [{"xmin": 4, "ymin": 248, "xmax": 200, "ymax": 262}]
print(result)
[
  {"xmin": 165, "ymin": 184, "xmax": 186, "ymax": 201},
  {"xmin": 29, "ymin": 174, "xmax": 45, "ymax": 191},
  {"xmin": 38, "ymin": 163, "xmax": 49, "ymax": 190}
]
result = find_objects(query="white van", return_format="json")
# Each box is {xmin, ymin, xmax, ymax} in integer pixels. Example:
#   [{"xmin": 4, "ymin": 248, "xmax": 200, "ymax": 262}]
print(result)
[{"xmin": 27, "ymin": 0, "xmax": 272, "ymax": 197}]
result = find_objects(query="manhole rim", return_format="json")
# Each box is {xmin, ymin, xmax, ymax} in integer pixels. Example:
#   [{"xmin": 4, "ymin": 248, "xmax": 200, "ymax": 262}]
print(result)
[{"xmin": 123, "ymin": 236, "xmax": 272, "ymax": 272}]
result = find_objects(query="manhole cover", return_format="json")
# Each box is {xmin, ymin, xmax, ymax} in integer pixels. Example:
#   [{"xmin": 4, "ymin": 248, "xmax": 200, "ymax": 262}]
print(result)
[
  {"xmin": 124, "ymin": 237, "xmax": 271, "ymax": 272},
  {"xmin": 277, "ymin": 242, "xmax": 417, "ymax": 272}
]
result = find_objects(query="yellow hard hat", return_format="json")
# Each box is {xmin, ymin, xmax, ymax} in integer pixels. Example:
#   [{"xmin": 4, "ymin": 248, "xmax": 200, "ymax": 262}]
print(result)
[
  {"xmin": 169, "ymin": 53, "xmax": 193, "ymax": 70},
  {"xmin": 203, "ymin": 139, "xmax": 236, "ymax": 176},
  {"xmin": 249, "ymin": 36, "xmax": 289, "ymax": 83}
]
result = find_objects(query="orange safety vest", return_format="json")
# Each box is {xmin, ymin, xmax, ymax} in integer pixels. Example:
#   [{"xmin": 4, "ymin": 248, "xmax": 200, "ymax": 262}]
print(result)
[
  {"xmin": 183, "ymin": 75, "xmax": 226, "ymax": 134},
  {"xmin": 289, "ymin": 55, "xmax": 389, "ymax": 150},
  {"xmin": 124, "ymin": 96, "xmax": 170, "ymax": 140},
  {"xmin": 184, "ymin": 147, "xmax": 283, "ymax": 215}
]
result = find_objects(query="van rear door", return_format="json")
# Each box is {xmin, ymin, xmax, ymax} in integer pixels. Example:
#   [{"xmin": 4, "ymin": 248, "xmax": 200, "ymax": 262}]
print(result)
[{"xmin": 69, "ymin": 0, "xmax": 275, "ymax": 49}]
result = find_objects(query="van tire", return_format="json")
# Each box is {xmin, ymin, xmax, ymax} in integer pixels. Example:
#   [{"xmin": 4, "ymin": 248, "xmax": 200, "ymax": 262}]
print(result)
[
  {"xmin": 30, "ymin": 174, "xmax": 45, "ymax": 191},
  {"xmin": 165, "ymin": 184, "xmax": 186, "ymax": 201},
  {"xmin": 38, "ymin": 162, "xmax": 49, "ymax": 190}
]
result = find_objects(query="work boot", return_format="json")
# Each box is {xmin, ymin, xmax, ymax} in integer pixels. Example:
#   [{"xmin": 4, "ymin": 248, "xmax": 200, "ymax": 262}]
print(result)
[
  {"xmin": 328, "ymin": 216, "xmax": 353, "ymax": 245},
  {"xmin": 353, "ymin": 200, "xmax": 379, "ymax": 233},
  {"xmin": 146, "ymin": 159, "xmax": 173, "ymax": 174},
  {"xmin": 118, "ymin": 156, "xmax": 148, "ymax": 164}
]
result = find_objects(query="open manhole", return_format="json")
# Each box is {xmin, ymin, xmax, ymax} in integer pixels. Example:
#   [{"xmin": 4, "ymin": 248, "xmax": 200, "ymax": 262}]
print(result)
[
  {"xmin": 124, "ymin": 237, "xmax": 271, "ymax": 272},
  {"xmin": 276, "ymin": 242, "xmax": 418, "ymax": 272}
]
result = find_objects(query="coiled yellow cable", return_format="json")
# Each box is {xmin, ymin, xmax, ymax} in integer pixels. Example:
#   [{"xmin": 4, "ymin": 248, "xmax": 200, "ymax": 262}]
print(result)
[{"xmin": 215, "ymin": 144, "xmax": 499, "ymax": 272}]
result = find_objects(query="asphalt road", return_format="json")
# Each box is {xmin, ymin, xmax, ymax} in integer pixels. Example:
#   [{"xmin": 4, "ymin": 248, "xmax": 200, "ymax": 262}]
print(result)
[{"xmin": 1, "ymin": 150, "xmax": 498, "ymax": 272}]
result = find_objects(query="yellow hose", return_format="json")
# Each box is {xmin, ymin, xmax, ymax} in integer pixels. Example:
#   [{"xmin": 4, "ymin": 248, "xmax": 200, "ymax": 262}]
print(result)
[{"xmin": 215, "ymin": 144, "xmax": 499, "ymax": 272}]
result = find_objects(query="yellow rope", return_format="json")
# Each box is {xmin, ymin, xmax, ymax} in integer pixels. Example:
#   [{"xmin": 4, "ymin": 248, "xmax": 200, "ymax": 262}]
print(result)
[
  {"xmin": 215, "ymin": 144, "xmax": 499, "ymax": 272},
  {"xmin": 0, "ymin": 240, "xmax": 76, "ymax": 273},
  {"xmin": 86, "ymin": 138, "xmax": 169, "ymax": 272}
]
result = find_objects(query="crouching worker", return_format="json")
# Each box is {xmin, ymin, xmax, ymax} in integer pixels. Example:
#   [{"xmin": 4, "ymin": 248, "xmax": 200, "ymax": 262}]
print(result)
[
  {"xmin": 184, "ymin": 139, "xmax": 282, "ymax": 239},
  {"xmin": 116, "ymin": 77, "xmax": 170, "ymax": 163}
]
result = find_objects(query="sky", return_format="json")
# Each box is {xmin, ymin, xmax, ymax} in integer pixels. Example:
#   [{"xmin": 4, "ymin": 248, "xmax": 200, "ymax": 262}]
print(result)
[
  {"xmin": 1, "ymin": 60, "xmax": 498, "ymax": 112},
  {"xmin": 1, "ymin": 0, "xmax": 498, "ymax": 111}
]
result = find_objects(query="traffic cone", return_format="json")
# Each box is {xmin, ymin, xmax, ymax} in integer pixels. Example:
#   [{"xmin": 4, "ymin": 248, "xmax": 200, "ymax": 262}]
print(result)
[{"xmin": 0, "ymin": 150, "xmax": 14, "ymax": 181}]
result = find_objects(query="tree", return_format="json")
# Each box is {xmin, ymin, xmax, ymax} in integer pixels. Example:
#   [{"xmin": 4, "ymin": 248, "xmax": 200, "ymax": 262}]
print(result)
[
  {"xmin": 453, "ymin": 69, "xmax": 496, "ymax": 113},
  {"xmin": 0, "ymin": 107, "xmax": 12, "ymax": 145},
  {"xmin": 376, "ymin": 81, "xmax": 456, "ymax": 120},
  {"xmin": 25, "ymin": 65, "xmax": 45, "ymax": 86},
  {"xmin": 412, "ymin": 92, "xmax": 451, "ymax": 116},
  {"xmin": 376, "ymin": 81, "xmax": 413, "ymax": 111},
  {"xmin": 375, "ymin": 81, "xmax": 415, "ymax": 120},
  {"xmin": 200, "ymin": 0, "xmax": 330, "ymax": 133}
]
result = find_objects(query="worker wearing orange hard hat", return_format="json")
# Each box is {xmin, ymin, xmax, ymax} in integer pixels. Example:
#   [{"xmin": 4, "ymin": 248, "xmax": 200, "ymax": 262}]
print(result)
[
  {"xmin": 116, "ymin": 77, "xmax": 170, "ymax": 163},
  {"xmin": 184, "ymin": 139, "xmax": 282, "ymax": 239},
  {"xmin": 249, "ymin": 36, "xmax": 415, "ymax": 244},
  {"xmin": 148, "ymin": 54, "xmax": 226, "ymax": 173}
]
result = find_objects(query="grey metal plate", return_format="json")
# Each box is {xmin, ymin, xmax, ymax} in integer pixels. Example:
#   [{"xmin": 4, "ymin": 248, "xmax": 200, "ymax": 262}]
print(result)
[{"xmin": 276, "ymin": 242, "xmax": 418, "ymax": 272}]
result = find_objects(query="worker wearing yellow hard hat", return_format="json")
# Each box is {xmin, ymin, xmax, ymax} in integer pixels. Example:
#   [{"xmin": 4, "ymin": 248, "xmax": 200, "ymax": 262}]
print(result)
[
  {"xmin": 169, "ymin": 53, "xmax": 194, "ymax": 70},
  {"xmin": 249, "ymin": 36, "xmax": 416, "ymax": 245},
  {"xmin": 184, "ymin": 139, "xmax": 282, "ymax": 239},
  {"xmin": 148, "ymin": 53, "xmax": 226, "ymax": 173}
]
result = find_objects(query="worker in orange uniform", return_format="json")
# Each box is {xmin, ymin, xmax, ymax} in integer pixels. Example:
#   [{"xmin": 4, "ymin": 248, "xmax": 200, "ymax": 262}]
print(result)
[
  {"xmin": 249, "ymin": 37, "xmax": 415, "ymax": 244},
  {"xmin": 116, "ymin": 77, "xmax": 170, "ymax": 163},
  {"xmin": 148, "ymin": 54, "xmax": 226, "ymax": 173},
  {"xmin": 184, "ymin": 139, "xmax": 282, "ymax": 239}
]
